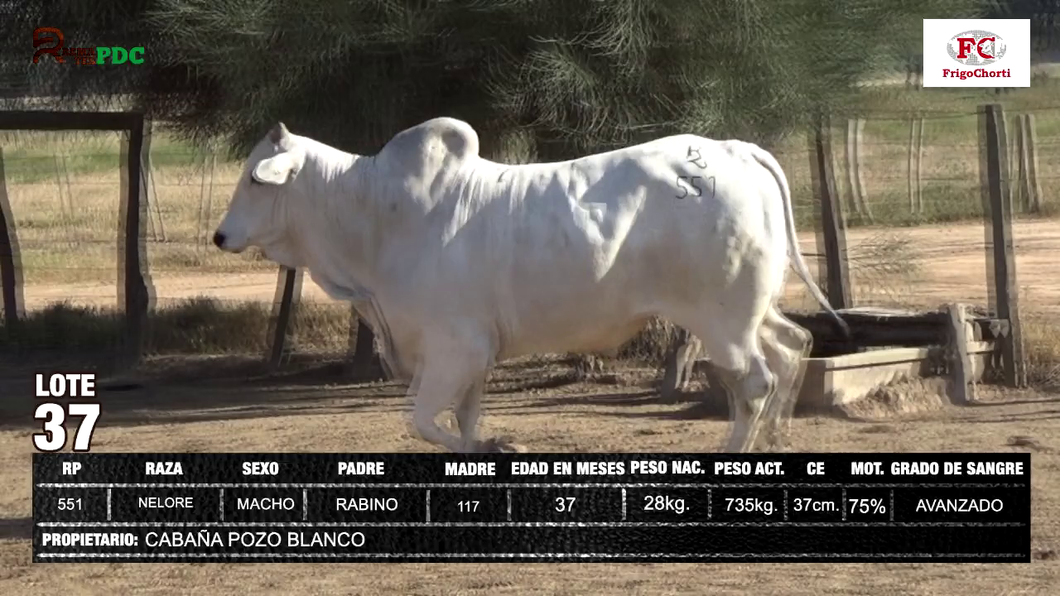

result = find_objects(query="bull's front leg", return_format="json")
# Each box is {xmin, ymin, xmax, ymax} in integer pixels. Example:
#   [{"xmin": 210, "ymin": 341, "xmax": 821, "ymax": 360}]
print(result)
[{"xmin": 408, "ymin": 330, "xmax": 498, "ymax": 453}]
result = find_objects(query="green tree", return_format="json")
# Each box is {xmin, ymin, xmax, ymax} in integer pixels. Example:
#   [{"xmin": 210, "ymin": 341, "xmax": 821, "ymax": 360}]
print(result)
[
  {"xmin": 142, "ymin": 0, "xmax": 980, "ymax": 157},
  {"xmin": 983, "ymin": 0, "xmax": 1060, "ymax": 52},
  {"xmin": 5, "ymin": 0, "xmax": 981, "ymax": 158}
]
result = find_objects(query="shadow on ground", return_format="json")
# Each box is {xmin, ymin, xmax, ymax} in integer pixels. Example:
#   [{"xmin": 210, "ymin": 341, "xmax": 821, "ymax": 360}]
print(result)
[
  {"xmin": 1, "ymin": 354, "xmax": 674, "ymax": 430},
  {"xmin": 7, "ymin": 350, "xmax": 951, "ymax": 431},
  {"xmin": 0, "ymin": 354, "xmax": 409, "ymax": 430},
  {"xmin": 969, "ymin": 409, "xmax": 1060, "ymax": 424},
  {"xmin": 519, "ymin": 388, "xmax": 733, "ymax": 421}
]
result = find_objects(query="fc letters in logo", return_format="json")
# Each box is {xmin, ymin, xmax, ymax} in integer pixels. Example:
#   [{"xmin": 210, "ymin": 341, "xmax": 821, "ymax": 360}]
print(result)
[{"xmin": 947, "ymin": 30, "xmax": 1007, "ymax": 66}]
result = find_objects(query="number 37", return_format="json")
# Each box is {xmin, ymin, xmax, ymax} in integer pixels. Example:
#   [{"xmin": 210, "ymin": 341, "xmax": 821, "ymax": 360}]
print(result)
[
  {"xmin": 675, "ymin": 175, "xmax": 714, "ymax": 199},
  {"xmin": 33, "ymin": 402, "xmax": 100, "ymax": 452}
]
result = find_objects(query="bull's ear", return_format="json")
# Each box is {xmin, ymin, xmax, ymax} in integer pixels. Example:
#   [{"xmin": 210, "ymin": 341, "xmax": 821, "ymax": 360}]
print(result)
[
  {"xmin": 268, "ymin": 122, "xmax": 289, "ymax": 145},
  {"xmin": 251, "ymin": 151, "xmax": 302, "ymax": 185}
]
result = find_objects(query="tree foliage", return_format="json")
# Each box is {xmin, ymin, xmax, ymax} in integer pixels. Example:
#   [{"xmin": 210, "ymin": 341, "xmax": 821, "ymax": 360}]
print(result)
[
  {"xmin": 4, "ymin": 0, "xmax": 982, "ymax": 158},
  {"xmin": 982, "ymin": 0, "xmax": 1060, "ymax": 51}
]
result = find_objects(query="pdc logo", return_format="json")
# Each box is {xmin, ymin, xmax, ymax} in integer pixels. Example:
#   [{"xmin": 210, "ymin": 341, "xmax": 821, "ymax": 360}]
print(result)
[{"xmin": 947, "ymin": 30, "xmax": 1007, "ymax": 66}]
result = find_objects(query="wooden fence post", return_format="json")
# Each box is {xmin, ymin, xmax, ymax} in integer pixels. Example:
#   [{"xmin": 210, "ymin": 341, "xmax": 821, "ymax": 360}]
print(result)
[
  {"xmin": 62, "ymin": 154, "xmax": 73, "ymax": 219},
  {"xmin": 141, "ymin": 153, "xmax": 165, "ymax": 242},
  {"xmin": 196, "ymin": 154, "xmax": 208, "ymax": 254},
  {"xmin": 844, "ymin": 119, "xmax": 858, "ymax": 216},
  {"xmin": 915, "ymin": 117, "xmax": 925, "ymax": 213},
  {"xmin": 268, "ymin": 266, "xmax": 303, "ymax": 368},
  {"xmin": 946, "ymin": 303, "xmax": 977, "ymax": 404},
  {"xmin": 854, "ymin": 118, "xmax": 872, "ymax": 222},
  {"xmin": 843, "ymin": 118, "xmax": 866, "ymax": 220},
  {"xmin": 1012, "ymin": 114, "xmax": 1027, "ymax": 212},
  {"xmin": 907, "ymin": 118, "xmax": 916, "ymax": 213},
  {"xmin": 808, "ymin": 114, "xmax": 852, "ymax": 310},
  {"xmin": 52, "ymin": 154, "xmax": 70, "ymax": 219},
  {"xmin": 979, "ymin": 103, "xmax": 1026, "ymax": 388},
  {"xmin": 117, "ymin": 116, "xmax": 153, "ymax": 368},
  {"xmin": 1021, "ymin": 113, "xmax": 1043, "ymax": 213},
  {"xmin": 907, "ymin": 117, "xmax": 925, "ymax": 214},
  {"xmin": 0, "ymin": 147, "xmax": 24, "ymax": 331},
  {"xmin": 999, "ymin": 113, "xmax": 1017, "ymax": 209}
]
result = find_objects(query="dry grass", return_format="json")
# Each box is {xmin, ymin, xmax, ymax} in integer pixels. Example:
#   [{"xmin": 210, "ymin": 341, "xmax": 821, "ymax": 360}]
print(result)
[
  {"xmin": 0, "ymin": 298, "xmax": 354, "ymax": 371},
  {"xmin": 1023, "ymin": 313, "xmax": 1060, "ymax": 390}
]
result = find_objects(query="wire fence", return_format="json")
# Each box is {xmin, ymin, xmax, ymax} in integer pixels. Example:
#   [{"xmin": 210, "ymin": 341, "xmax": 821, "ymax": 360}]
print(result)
[
  {"xmin": 1, "ymin": 104, "xmax": 1059, "ymax": 365},
  {"xmin": 770, "ymin": 107, "xmax": 1060, "ymax": 317},
  {"xmin": 0, "ymin": 130, "xmax": 353, "ymax": 359}
]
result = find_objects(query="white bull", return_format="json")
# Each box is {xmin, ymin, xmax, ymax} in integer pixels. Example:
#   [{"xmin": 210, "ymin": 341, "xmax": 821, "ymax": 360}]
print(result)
[{"xmin": 213, "ymin": 118, "xmax": 847, "ymax": 453}]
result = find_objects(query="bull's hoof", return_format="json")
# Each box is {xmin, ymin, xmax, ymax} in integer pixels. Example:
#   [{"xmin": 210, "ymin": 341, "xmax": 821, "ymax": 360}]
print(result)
[{"xmin": 476, "ymin": 436, "xmax": 527, "ymax": 453}]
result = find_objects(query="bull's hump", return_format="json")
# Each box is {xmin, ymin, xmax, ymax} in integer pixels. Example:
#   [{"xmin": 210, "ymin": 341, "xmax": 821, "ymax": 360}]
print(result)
[
  {"xmin": 386, "ymin": 118, "xmax": 480, "ymax": 161},
  {"xmin": 376, "ymin": 119, "xmax": 481, "ymax": 199}
]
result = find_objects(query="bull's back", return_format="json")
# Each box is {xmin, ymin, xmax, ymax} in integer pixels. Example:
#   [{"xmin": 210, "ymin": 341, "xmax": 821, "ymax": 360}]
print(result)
[
  {"xmin": 476, "ymin": 136, "xmax": 759, "ymax": 355},
  {"xmin": 501, "ymin": 134, "xmax": 764, "ymax": 282}
]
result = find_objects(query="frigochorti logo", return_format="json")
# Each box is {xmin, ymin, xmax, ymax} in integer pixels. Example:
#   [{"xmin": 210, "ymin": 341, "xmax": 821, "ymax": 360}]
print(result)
[
  {"xmin": 947, "ymin": 30, "xmax": 1007, "ymax": 66},
  {"xmin": 923, "ymin": 19, "xmax": 1028, "ymax": 88},
  {"xmin": 941, "ymin": 28, "xmax": 1011, "ymax": 82}
]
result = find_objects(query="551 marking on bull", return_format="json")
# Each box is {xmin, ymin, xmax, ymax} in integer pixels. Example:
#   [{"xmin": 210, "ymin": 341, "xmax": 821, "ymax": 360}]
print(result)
[
  {"xmin": 675, "ymin": 175, "xmax": 715, "ymax": 200},
  {"xmin": 675, "ymin": 146, "xmax": 716, "ymax": 199}
]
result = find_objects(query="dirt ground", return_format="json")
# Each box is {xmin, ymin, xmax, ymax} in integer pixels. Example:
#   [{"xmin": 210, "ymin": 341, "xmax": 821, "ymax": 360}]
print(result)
[
  {"xmin": 4, "ymin": 218, "xmax": 1060, "ymax": 593},
  {"xmin": 0, "ymin": 357, "xmax": 1058, "ymax": 595},
  {"xmin": 19, "ymin": 219, "xmax": 1060, "ymax": 314}
]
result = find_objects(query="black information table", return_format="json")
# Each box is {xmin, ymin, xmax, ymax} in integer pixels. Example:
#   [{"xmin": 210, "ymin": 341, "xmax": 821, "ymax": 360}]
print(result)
[{"xmin": 32, "ymin": 452, "xmax": 1031, "ymax": 563}]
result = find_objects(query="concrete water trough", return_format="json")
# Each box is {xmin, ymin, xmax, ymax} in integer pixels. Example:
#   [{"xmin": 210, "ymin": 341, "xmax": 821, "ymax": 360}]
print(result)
[
  {"xmin": 672, "ymin": 304, "xmax": 1008, "ymax": 410},
  {"xmin": 795, "ymin": 339, "xmax": 996, "ymax": 410}
]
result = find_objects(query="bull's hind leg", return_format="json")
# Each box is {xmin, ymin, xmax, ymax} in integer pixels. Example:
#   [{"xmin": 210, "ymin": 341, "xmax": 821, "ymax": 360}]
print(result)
[
  {"xmin": 453, "ymin": 375, "xmax": 485, "ymax": 450},
  {"xmin": 759, "ymin": 307, "xmax": 813, "ymax": 452},
  {"xmin": 715, "ymin": 349, "xmax": 774, "ymax": 453},
  {"xmin": 683, "ymin": 316, "xmax": 775, "ymax": 453}
]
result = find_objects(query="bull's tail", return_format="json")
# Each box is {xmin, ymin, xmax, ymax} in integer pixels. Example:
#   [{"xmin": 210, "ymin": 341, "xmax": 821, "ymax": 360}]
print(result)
[{"xmin": 749, "ymin": 146, "xmax": 850, "ymax": 339}]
